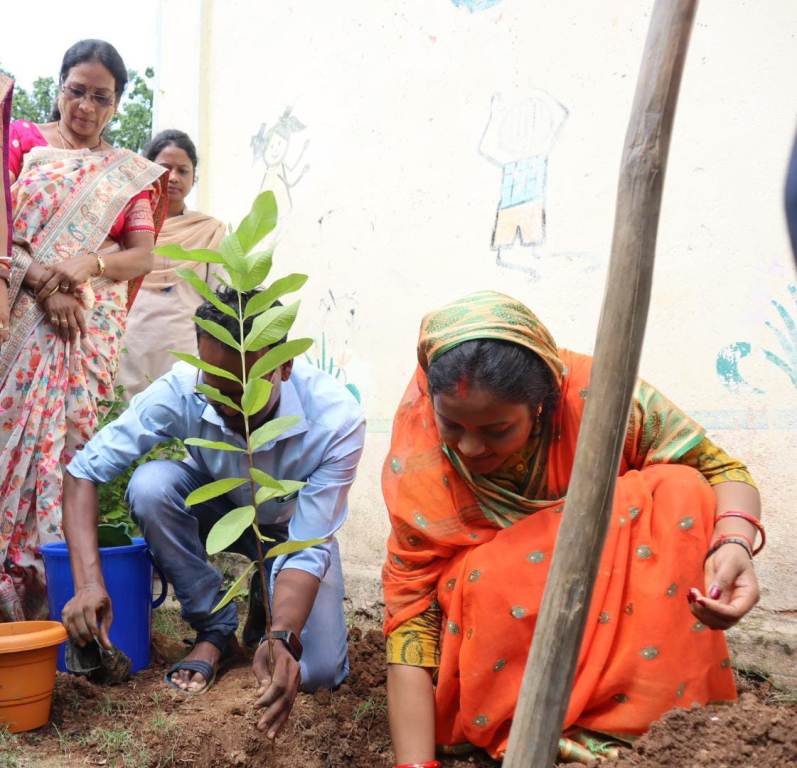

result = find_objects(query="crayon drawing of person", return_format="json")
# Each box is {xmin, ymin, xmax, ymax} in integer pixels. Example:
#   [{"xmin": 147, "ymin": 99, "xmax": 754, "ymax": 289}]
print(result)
[
  {"xmin": 250, "ymin": 107, "xmax": 310, "ymax": 232},
  {"xmin": 479, "ymin": 90, "xmax": 568, "ymax": 271}
]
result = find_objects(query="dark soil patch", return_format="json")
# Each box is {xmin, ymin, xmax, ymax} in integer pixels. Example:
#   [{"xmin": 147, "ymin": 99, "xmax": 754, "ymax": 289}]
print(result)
[
  {"xmin": 2, "ymin": 623, "xmax": 796, "ymax": 768},
  {"xmin": 592, "ymin": 675, "xmax": 797, "ymax": 768},
  {"xmin": 565, "ymin": 675, "xmax": 797, "ymax": 768}
]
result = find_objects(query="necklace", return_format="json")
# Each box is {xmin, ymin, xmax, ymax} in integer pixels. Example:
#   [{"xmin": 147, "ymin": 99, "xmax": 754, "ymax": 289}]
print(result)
[{"xmin": 57, "ymin": 122, "xmax": 103, "ymax": 152}]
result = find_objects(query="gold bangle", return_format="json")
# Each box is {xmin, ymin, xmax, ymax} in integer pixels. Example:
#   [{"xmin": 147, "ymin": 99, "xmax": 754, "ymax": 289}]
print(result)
[{"xmin": 94, "ymin": 253, "xmax": 106, "ymax": 277}]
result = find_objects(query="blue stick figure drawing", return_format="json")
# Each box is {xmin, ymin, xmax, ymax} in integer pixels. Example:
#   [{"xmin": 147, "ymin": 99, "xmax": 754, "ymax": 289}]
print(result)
[
  {"xmin": 479, "ymin": 90, "xmax": 568, "ymax": 271},
  {"xmin": 451, "ymin": 0, "xmax": 503, "ymax": 11}
]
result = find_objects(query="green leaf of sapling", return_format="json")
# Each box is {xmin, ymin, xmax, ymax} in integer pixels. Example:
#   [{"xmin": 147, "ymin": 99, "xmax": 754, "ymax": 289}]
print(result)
[
  {"xmin": 214, "ymin": 271, "xmax": 233, "ymax": 289},
  {"xmin": 250, "ymin": 467, "xmax": 279, "ymax": 489},
  {"xmin": 184, "ymin": 437, "xmax": 245, "ymax": 453},
  {"xmin": 249, "ymin": 415, "xmax": 300, "ymax": 451},
  {"xmin": 243, "ymin": 301, "xmax": 299, "ymax": 353},
  {"xmin": 195, "ymin": 383, "xmax": 242, "ymax": 413},
  {"xmin": 248, "ymin": 338, "xmax": 314, "ymax": 381},
  {"xmin": 241, "ymin": 378, "xmax": 272, "ymax": 416},
  {"xmin": 255, "ymin": 486, "xmax": 283, "ymax": 505},
  {"xmin": 176, "ymin": 268, "xmax": 237, "ymax": 318},
  {"xmin": 211, "ymin": 561, "xmax": 257, "ymax": 613},
  {"xmin": 185, "ymin": 477, "xmax": 248, "ymax": 506},
  {"xmin": 236, "ymin": 190, "xmax": 278, "ymax": 253},
  {"xmin": 154, "ymin": 243, "xmax": 224, "ymax": 264},
  {"xmin": 254, "ymin": 478, "xmax": 306, "ymax": 506},
  {"xmin": 206, "ymin": 505, "xmax": 256, "ymax": 554},
  {"xmin": 219, "ymin": 232, "xmax": 248, "ymax": 273},
  {"xmin": 235, "ymin": 250, "xmax": 273, "ymax": 291},
  {"xmin": 243, "ymin": 273, "xmax": 308, "ymax": 318},
  {"xmin": 170, "ymin": 351, "xmax": 241, "ymax": 383},
  {"xmin": 193, "ymin": 316, "xmax": 240, "ymax": 351},
  {"xmin": 265, "ymin": 538, "xmax": 329, "ymax": 559},
  {"xmin": 273, "ymin": 479, "xmax": 306, "ymax": 496}
]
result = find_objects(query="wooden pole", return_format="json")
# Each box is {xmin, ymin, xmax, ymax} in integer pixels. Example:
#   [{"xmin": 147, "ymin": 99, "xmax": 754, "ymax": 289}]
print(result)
[{"xmin": 502, "ymin": 2, "xmax": 698, "ymax": 766}]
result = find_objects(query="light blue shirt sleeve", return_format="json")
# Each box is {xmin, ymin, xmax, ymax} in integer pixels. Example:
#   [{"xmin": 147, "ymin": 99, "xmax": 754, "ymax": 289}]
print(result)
[
  {"xmin": 274, "ymin": 413, "xmax": 367, "ymax": 581},
  {"xmin": 67, "ymin": 371, "xmax": 191, "ymax": 484}
]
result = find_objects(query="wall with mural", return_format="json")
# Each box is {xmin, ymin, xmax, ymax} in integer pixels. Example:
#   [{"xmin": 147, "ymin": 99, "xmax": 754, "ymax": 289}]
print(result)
[
  {"xmin": 154, "ymin": 0, "xmax": 797, "ymax": 610},
  {"xmin": 717, "ymin": 284, "xmax": 797, "ymax": 396}
]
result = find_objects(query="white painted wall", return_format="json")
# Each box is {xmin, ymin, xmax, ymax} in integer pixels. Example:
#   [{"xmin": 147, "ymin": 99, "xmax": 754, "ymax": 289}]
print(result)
[{"xmin": 155, "ymin": 0, "xmax": 797, "ymax": 611}]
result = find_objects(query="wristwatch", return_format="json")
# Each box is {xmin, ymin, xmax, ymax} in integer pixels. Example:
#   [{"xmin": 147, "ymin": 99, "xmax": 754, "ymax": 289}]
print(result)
[{"xmin": 261, "ymin": 630, "xmax": 303, "ymax": 661}]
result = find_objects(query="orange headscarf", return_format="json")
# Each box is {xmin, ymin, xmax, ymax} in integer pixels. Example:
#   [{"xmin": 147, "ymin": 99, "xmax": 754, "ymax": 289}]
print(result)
[{"xmin": 383, "ymin": 291, "xmax": 705, "ymax": 632}]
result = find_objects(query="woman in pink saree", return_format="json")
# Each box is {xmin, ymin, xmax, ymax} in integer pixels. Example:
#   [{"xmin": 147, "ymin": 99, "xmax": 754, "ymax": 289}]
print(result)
[
  {"xmin": 0, "ymin": 40, "xmax": 167, "ymax": 621},
  {"xmin": 1, "ymin": 75, "xmax": 12, "ymax": 344}
]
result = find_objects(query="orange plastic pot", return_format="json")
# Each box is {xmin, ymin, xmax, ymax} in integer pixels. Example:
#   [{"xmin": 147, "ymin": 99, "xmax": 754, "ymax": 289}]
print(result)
[{"xmin": 0, "ymin": 620, "xmax": 67, "ymax": 732}]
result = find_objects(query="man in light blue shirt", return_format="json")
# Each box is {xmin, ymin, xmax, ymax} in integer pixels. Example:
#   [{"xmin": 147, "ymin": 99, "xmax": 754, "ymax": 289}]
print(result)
[{"xmin": 61, "ymin": 287, "xmax": 365, "ymax": 739}]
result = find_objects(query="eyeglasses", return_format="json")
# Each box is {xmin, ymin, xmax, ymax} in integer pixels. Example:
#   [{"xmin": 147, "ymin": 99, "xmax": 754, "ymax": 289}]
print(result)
[{"xmin": 61, "ymin": 84, "xmax": 115, "ymax": 108}]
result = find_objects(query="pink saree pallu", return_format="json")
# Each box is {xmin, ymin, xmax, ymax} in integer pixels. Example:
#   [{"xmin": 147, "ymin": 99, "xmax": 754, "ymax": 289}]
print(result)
[
  {"xmin": 0, "ymin": 119, "xmax": 166, "ymax": 621},
  {"xmin": 1, "ymin": 75, "xmax": 12, "ymax": 267}
]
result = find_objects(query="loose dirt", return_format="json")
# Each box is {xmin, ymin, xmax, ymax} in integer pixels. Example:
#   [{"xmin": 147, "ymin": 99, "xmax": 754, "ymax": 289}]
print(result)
[{"xmin": 2, "ymin": 622, "xmax": 795, "ymax": 767}]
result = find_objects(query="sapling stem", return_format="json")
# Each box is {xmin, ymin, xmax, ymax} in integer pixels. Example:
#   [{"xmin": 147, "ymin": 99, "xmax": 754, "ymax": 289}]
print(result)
[{"xmin": 237, "ymin": 289, "xmax": 275, "ymax": 677}]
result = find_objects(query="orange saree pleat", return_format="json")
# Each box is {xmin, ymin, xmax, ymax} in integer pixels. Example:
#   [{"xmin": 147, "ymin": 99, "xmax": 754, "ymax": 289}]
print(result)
[{"xmin": 433, "ymin": 464, "xmax": 735, "ymax": 757}]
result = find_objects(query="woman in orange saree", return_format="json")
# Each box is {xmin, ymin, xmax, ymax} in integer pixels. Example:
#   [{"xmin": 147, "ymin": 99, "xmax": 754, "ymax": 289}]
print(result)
[
  {"xmin": 0, "ymin": 40, "xmax": 167, "ymax": 621},
  {"xmin": 382, "ymin": 291, "xmax": 763, "ymax": 766}
]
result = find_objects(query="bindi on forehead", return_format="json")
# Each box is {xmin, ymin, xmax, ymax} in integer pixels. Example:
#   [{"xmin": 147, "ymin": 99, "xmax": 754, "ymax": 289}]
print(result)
[{"xmin": 454, "ymin": 377, "xmax": 470, "ymax": 399}]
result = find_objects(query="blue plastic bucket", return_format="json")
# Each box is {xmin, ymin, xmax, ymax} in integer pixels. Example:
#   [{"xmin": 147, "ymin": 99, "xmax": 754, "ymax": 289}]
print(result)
[{"xmin": 40, "ymin": 538, "xmax": 168, "ymax": 674}]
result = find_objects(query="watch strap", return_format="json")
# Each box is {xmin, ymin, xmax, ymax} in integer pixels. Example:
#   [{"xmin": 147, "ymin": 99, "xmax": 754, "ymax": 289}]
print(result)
[{"xmin": 262, "ymin": 630, "xmax": 303, "ymax": 661}]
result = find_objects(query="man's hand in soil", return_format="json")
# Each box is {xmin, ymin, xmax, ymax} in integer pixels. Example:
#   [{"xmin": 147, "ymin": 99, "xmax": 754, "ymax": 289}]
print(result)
[
  {"xmin": 62, "ymin": 583, "xmax": 113, "ymax": 649},
  {"xmin": 688, "ymin": 544, "xmax": 759, "ymax": 630},
  {"xmin": 253, "ymin": 639, "xmax": 301, "ymax": 739}
]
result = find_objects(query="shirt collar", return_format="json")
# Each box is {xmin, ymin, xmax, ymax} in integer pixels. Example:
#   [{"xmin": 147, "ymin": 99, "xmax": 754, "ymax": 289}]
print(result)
[{"xmin": 199, "ymin": 376, "xmax": 309, "ymax": 449}]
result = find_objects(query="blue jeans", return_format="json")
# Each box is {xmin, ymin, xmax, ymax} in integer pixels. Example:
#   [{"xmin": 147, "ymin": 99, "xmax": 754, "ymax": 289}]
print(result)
[{"xmin": 126, "ymin": 459, "xmax": 349, "ymax": 690}]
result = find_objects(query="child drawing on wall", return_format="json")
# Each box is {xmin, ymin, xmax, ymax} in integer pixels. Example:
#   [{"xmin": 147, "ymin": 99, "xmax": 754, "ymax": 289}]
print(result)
[
  {"xmin": 250, "ymin": 107, "xmax": 310, "ymax": 232},
  {"xmin": 306, "ymin": 289, "xmax": 361, "ymax": 402},
  {"xmin": 716, "ymin": 283, "xmax": 797, "ymax": 394},
  {"xmin": 451, "ymin": 0, "xmax": 503, "ymax": 11},
  {"xmin": 479, "ymin": 90, "xmax": 568, "ymax": 272}
]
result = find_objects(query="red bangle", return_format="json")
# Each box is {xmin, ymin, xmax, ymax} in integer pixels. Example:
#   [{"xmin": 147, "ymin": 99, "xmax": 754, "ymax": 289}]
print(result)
[
  {"xmin": 715, "ymin": 511, "xmax": 765, "ymax": 555},
  {"xmin": 395, "ymin": 762, "xmax": 441, "ymax": 768},
  {"xmin": 711, "ymin": 531, "xmax": 753, "ymax": 552},
  {"xmin": 705, "ymin": 536, "xmax": 753, "ymax": 563}
]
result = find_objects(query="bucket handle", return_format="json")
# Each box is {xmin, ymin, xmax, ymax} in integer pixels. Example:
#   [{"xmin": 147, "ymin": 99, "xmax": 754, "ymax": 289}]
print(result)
[{"xmin": 150, "ymin": 553, "xmax": 168, "ymax": 609}]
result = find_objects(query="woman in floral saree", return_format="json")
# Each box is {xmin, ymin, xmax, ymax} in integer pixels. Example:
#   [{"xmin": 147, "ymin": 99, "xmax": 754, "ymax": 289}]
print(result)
[
  {"xmin": 0, "ymin": 40, "xmax": 167, "ymax": 621},
  {"xmin": 383, "ymin": 291, "xmax": 763, "ymax": 766}
]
